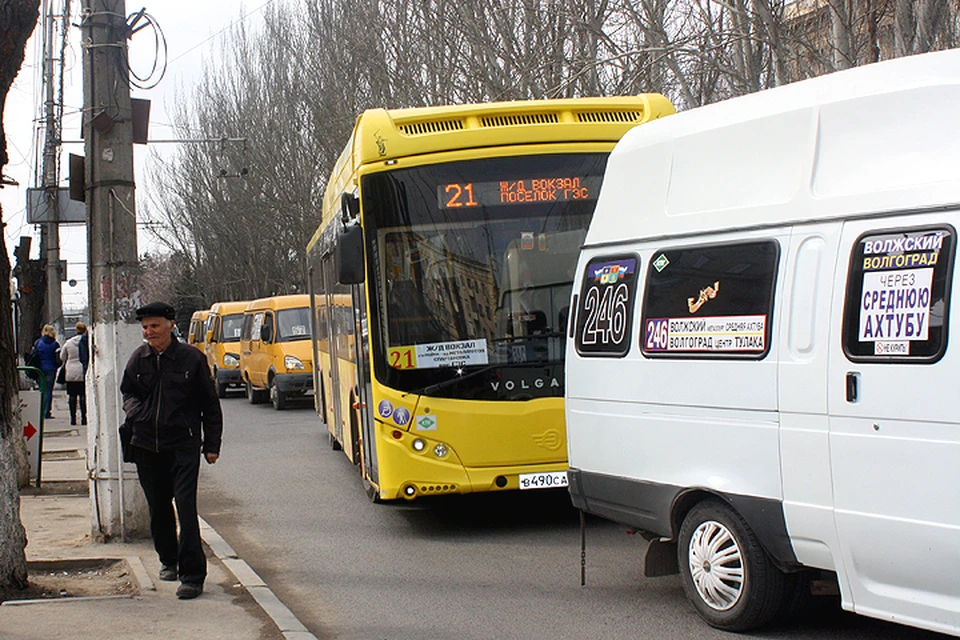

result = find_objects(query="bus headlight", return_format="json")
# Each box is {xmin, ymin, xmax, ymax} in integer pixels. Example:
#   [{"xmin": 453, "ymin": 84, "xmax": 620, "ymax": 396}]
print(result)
[
  {"xmin": 412, "ymin": 438, "xmax": 426, "ymax": 452},
  {"xmin": 224, "ymin": 353, "xmax": 239, "ymax": 367},
  {"xmin": 284, "ymin": 356, "xmax": 304, "ymax": 371},
  {"xmin": 433, "ymin": 443, "xmax": 448, "ymax": 458}
]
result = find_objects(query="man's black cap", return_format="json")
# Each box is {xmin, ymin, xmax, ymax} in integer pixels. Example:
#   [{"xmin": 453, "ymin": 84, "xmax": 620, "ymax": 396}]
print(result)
[{"xmin": 136, "ymin": 302, "xmax": 176, "ymax": 321}]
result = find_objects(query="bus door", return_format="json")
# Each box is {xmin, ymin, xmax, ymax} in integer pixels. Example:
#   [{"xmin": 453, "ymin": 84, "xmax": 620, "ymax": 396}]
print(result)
[
  {"xmin": 827, "ymin": 217, "xmax": 958, "ymax": 629},
  {"xmin": 351, "ymin": 283, "xmax": 378, "ymax": 487},
  {"xmin": 322, "ymin": 261, "xmax": 344, "ymax": 447}
]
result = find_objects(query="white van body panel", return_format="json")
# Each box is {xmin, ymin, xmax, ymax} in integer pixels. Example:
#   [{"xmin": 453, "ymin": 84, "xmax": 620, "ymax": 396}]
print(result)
[
  {"xmin": 825, "ymin": 212, "xmax": 960, "ymax": 632},
  {"xmin": 587, "ymin": 50, "xmax": 960, "ymax": 248},
  {"xmin": 567, "ymin": 49, "xmax": 960, "ymax": 636}
]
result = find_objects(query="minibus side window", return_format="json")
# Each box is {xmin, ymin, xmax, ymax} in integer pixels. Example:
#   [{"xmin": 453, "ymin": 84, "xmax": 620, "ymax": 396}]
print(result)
[
  {"xmin": 639, "ymin": 240, "xmax": 779, "ymax": 359},
  {"xmin": 573, "ymin": 255, "xmax": 639, "ymax": 357},
  {"xmin": 842, "ymin": 225, "xmax": 955, "ymax": 363},
  {"xmin": 262, "ymin": 312, "xmax": 275, "ymax": 344}
]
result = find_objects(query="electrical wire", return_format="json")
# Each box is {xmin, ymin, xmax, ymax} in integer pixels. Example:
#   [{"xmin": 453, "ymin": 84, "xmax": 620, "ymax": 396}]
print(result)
[
  {"xmin": 120, "ymin": 10, "xmax": 168, "ymax": 90},
  {"xmin": 166, "ymin": 0, "xmax": 278, "ymax": 68}
]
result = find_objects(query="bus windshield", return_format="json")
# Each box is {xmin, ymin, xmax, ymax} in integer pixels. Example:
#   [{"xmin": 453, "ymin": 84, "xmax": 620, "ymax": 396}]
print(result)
[{"xmin": 362, "ymin": 153, "xmax": 607, "ymax": 397}]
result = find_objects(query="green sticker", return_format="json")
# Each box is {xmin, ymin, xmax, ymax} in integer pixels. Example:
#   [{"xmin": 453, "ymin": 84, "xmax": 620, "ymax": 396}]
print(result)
[
  {"xmin": 653, "ymin": 254, "xmax": 670, "ymax": 272},
  {"xmin": 416, "ymin": 415, "xmax": 438, "ymax": 431}
]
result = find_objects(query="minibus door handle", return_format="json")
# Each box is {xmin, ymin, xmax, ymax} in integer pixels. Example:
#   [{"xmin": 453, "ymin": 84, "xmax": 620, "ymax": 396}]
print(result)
[{"xmin": 846, "ymin": 371, "xmax": 860, "ymax": 403}]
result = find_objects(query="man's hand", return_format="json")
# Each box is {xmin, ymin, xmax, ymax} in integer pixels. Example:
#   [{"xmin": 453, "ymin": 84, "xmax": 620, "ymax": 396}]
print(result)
[{"xmin": 205, "ymin": 452, "xmax": 219, "ymax": 464}]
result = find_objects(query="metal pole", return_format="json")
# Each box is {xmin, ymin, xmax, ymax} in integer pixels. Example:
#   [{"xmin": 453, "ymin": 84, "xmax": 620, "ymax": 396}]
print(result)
[{"xmin": 41, "ymin": 0, "xmax": 63, "ymax": 335}]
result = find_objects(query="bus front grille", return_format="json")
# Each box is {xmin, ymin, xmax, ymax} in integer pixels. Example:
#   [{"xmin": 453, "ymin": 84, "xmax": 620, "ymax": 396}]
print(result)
[
  {"xmin": 480, "ymin": 113, "xmax": 560, "ymax": 127},
  {"xmin": 576, "ymin": 110, "xmax": 644, "ymax": 123},
  {"xmin": 398, "ymin": 119, "xmax": 465, "ymax": 136}
]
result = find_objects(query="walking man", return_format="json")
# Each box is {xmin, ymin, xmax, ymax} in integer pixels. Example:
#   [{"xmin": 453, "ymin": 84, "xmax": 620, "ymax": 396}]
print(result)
[{"xmin": 120, "ymin": 302, "xmax": 222, "ymax": 599}]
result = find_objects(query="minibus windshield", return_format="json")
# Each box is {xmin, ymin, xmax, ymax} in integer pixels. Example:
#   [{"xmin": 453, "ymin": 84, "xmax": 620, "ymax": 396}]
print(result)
[
  {"xmin": 219, "ymin": 314, "xmax": 244, "ymax": 342},
  {"xmin": 276, "ymin": 307, "xmax": 312, "ymax": 342}
]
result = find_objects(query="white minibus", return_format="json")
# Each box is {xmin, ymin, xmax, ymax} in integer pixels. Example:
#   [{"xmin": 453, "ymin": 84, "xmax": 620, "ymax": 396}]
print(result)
[{"xmin": 565, "ymin": 49, "xmax": 960, "ymax": 636}]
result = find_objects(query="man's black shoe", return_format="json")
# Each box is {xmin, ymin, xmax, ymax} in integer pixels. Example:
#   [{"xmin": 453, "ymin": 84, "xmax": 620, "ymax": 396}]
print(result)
[
  {"xmin": 176, "ymin": 582, "xmax": 203, "ymax": 599},
  {"xmin": 159, "ymin": 565, "xmax": 177, "ymax": 581}
]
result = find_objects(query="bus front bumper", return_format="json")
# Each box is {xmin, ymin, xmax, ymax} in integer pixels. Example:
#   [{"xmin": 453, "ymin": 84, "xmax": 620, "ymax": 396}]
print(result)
[{"xmin": 376, "ymin": 424, "xmax": 568, "ymax": 500}]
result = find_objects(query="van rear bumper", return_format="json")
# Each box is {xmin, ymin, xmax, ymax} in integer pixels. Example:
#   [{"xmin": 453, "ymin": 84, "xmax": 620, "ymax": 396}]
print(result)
[
  {"xmin": 567, "ymin": 468, "xmax": 799, "ymax": 570},
  {"xmin": 274, "ymin": 372, "xmax": 313, "ymax": 394}
]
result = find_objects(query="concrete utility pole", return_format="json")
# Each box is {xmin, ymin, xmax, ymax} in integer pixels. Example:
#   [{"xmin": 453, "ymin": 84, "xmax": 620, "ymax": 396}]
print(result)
[
  {"xmin": 81, "ymin": 0, "xmax": 147, "ymax": 539},
  {"xmin": 40, "ymin": 0, "xmax": 62, "ymax": 335}
]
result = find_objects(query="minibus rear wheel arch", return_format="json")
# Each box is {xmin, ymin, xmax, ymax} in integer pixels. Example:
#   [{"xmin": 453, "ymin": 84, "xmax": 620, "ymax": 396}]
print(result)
[{"xmin": 671, "ymin": 489, "xmax": 723, "ymax": 539}]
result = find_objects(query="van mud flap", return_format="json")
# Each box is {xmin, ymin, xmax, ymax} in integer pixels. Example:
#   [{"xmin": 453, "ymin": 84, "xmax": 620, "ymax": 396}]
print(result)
[{"xmin": 644, "ymin": 538, "xmax": 679, "ymax": 577}]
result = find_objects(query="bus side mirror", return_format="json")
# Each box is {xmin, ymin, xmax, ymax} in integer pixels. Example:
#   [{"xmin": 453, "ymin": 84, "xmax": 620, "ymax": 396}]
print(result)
[
  {"xmin": 260, "ymin": 325, "xmax": 272, "ymax": 343},
  {"xmin": 206, "ymin": 329, "xmax": 214, "ymax": 343},
  {"xmin": 338, "ymin": 225, "xmax": 365, "ymax": 285}
]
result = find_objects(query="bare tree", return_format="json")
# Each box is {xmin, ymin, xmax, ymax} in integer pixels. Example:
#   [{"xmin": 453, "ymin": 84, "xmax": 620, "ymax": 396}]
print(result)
[
  {"xmin": 145, "ymin": 0, "xmax": 960, "ymax": 306},
  {"xmin": 0, "ymin": 0, "xmax": 39, "ymax": 598}
]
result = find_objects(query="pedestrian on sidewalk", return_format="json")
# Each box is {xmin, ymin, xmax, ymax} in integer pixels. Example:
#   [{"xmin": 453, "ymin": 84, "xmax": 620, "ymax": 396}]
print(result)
[
  {"xmin": 61, "ymin": 322, "xmax": 89, "ymax": 425},
  {"xmin": 120, "ymin": 301, "xmax": 223, "ymax": 600},
  {"xmin": 32, "ymin": 324, "xmax": 61, "ymax": 419}
]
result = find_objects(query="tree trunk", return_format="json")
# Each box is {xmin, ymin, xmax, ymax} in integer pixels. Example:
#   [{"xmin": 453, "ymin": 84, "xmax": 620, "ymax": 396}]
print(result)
[{"xmin": 0, "ymin": 0, "xmax": 41, "ymax": 597}]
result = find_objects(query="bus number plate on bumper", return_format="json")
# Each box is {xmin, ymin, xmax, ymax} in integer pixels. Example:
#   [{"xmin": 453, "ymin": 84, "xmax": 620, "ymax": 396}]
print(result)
[{"xmin": 518, "ymin": 471, "xmax": 569, "ymax": 490}]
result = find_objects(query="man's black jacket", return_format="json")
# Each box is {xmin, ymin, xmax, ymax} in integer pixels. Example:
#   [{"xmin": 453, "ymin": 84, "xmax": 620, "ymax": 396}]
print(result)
[{"xmin": 120, "ymin": 337, "xmax": 222, "ymax": 454}]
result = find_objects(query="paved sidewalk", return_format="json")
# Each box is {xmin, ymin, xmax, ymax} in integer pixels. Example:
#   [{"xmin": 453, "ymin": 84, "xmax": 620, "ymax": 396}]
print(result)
[{"xmin": 3, "ymin": 391, "xmax": 313, "ymax": 640}]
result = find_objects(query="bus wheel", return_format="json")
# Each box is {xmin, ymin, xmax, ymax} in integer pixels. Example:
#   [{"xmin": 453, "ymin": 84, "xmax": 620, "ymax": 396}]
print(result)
[
  {"xmin": 678, "ymin": 500, "xmax": 786, "ymax": 632},
  {"xmin": 328, "ymin": 432, "xmax": 342, "ymax": 451},
  {"xmin": 270, "ymin": 380, "xmax": 288, "ymax": 410},
  {"xmin": 362, "ymin": 477, "xmax": 381, "ymax": 504}
]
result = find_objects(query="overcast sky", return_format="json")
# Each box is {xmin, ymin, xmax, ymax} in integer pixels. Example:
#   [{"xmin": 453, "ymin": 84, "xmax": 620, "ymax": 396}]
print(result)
[{"xmin": 2, "ymin": 0, "xmax": 273, "ymax": 309}]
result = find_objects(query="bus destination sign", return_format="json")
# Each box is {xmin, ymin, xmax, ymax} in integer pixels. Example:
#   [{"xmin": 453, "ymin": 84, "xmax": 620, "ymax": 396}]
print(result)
[{"xmin": 438, "ymin": 176, "xmax": 602, "ymax": 209}]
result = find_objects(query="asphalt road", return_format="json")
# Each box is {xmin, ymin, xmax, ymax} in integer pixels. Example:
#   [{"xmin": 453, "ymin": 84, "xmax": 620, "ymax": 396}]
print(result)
[{"xmin": 198, "ymin": 396, "xmax": 949, "ymax": 640}]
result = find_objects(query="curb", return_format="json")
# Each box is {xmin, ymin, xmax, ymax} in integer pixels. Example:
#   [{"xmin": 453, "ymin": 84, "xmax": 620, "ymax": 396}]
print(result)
[{"xmin": 199, "ymin": 517, "xmax": 317, "ymax": 640}]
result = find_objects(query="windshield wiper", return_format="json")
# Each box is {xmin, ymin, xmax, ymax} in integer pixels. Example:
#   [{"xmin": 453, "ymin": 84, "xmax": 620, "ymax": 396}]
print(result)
[
  {"xmin": 401, "ymin": 363, "xmax": 502, "ymax": 398},
  {"xmin": 489, "ymin": 331, "xmax": 566, "ymax": 344}
]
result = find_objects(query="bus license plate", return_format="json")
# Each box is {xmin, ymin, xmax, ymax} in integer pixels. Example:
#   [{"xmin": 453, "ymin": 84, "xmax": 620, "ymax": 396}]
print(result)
[{"xmin": 518, "ymin": 471, "xmax": 569, "ymax": 490}]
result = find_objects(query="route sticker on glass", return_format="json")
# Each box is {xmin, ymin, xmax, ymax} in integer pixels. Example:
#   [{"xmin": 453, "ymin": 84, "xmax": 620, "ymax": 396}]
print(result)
[
  {"xmin": 844, "ymin": 227, "xmax": 953, "ymax": 361},
  {"xmin": 390, "ymin": 339, "xmax": 488, "ymax": 370},
  {"xmin": 388, "ymin": 346, "xmax": 417, "ymax": 370},
  {"xmin": 415, "ymin": 414, "xmax": 438, "ymax": 431},
  {"xmin": 644, "ymin": 315, "xmax": 767, "ymax": 353},
  {"xmin": 377, "ymin": 400, "xmax": 394, "ymax": 419},
  {"xmin": 393, "ymin": 407, "xmax": 411, "ymax": 426},
  {"xmin": 574, "ymin": 256, "xmax": 639, "ymax": 357}
]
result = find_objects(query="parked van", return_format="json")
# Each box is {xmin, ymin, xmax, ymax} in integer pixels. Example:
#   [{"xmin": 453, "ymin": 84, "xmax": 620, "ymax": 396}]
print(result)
[
  {"xmin": 565, "ymin": 50, "xmax": 960, "ymax": 636},
  {"xmin": 240, "ymin": 294, "xmax": 314, "ymax": 410},
  {"xmin": 187, "ymin": 309, "xmax": 209, "ymax": 353},
  {"xmin": 205, "ymin": 300, "xmax": 248, "ymax": 397}
]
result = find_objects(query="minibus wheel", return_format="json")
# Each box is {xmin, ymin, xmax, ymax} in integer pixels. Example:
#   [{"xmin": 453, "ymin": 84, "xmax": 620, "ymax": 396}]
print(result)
[
  {"xmin": 246, "ymin": 380, "xmax": 267, "ymax": 404},
  {"xmin": 215, "ymin": 370, "xmax": 227, "ymax": 398},
  {"xmin": 270, "ymin": 380, "xmax": 288, "ymax": 410},
  {"xmin": 678, "ymin": 500, "xmax": 786, "ymax": 631}
]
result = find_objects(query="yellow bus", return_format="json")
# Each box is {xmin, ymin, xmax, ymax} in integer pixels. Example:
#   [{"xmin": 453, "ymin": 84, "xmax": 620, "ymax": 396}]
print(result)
[
  {"xmin": 240, "ymin": 294, "xmax": 315, "ymax": 410},
  {"xmin": 187, "ymin": 309, "xmax": 209, "ymax": 353},
  {"xmin": 306, "ymin": 95, "xmax": 675, "ymax": 502},
  {"xmin": 204, "ymin": 300, "xmax": 248, "ymax": 397}
]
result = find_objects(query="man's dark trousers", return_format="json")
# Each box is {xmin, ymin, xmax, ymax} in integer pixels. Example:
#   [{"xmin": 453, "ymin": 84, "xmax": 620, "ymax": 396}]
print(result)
[{"xmin": 133, "ymin": 446, "xmax": 206, "ymax": 585}]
